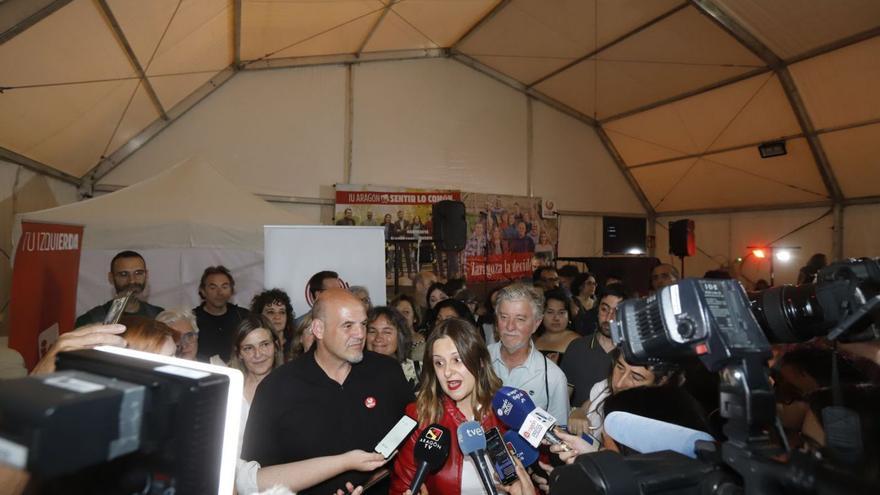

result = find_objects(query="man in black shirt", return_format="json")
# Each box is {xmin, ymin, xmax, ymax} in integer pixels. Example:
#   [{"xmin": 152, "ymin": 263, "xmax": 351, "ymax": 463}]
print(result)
[
  {"xmin": 193, "ymin": 266, "xmax": 249, "ymax": 362},
  {"xmin": 76, "ymin": 251, "xmax": 164, "ymax": 327},
  {"xmin": 242, "ymin": 288, "xmax": 412, "ymax": 495}
]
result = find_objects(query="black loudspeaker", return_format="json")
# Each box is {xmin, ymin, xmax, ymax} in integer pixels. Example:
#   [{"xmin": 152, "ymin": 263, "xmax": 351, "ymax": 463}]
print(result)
[
  {"xmin": 668, "ymin": 219, "xmax": 696, "ymax": 257},
  {"xmin": 432, "ymin": 200, "xmax": 467, "ymax": 251}
]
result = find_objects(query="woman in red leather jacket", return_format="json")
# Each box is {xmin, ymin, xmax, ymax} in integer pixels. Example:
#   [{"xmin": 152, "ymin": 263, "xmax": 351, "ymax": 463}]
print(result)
[{"xmin": 390, "ymin": 317, "xmax": 506, "ymax": 495}]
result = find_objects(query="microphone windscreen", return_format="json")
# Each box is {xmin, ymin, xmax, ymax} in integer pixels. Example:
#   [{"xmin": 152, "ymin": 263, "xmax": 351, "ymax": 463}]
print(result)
[
  {"xmin": 502, "ymin": 431, "xmax": 539, "ymax": 467},
  {"xmin": 456, "ymin": 421, "xmax": 487, "ymax": 456},
  {"xmin": 413, "ymin": 424, "xmax": 451, "ymax": 471},
  {"xmin": 491, "ymin": 386, "xmax": 535, "ymax": 430},
  {"xmin": 604, "ymin": 411, "xmax": 714, "ymax": 459}
]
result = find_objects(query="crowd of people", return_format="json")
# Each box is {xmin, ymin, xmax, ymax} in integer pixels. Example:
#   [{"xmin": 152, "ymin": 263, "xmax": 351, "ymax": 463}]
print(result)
[{"xmin": 24, "ymin": 250, "xmax": 880, "ymax": 494}]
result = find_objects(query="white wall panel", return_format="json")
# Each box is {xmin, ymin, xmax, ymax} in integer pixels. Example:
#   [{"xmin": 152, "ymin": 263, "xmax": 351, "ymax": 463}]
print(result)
[
  {"xmin": 352, "ymin": 58, "xmax": 528, "ymax": 196},
  {"xmin": 657, "ymin": 208, "xmax": 833, "ymax": 287},
  {"xmin": 556, "ymin": 215, "xmax": 603, "ymax": 259},
  {"xmin": 100, "ymin": 67, "xmax": 347, "ymax": 198},
  {"xmin": 532, "ymin": 102, "xmax": 644, "ymax": 214},
  {"xmin": 844, "ymin": 204, "xmax": 880, "ymax": 259}
]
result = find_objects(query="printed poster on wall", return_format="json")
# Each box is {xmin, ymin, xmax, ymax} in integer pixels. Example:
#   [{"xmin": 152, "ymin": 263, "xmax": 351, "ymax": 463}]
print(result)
[
  {"xmin": 460, "ymin": 193, "xmax": 559, "ymax": 282},
  {"xmin": 334, "ymin": 184, "xmax": 461, "ymax": 284},
  {"xmin": 9, "ymin": 221, "xmax": 84, "ymax": 370}
]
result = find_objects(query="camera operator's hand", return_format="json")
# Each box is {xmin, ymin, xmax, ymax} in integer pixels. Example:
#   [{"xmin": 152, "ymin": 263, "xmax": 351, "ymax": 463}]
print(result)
[
  {"xmin": 531, "ymin": 461, "xmax": 554, "ymax": 493},
  {"xmin": 30, "ymin": 324, "xmax": 127, "ymax": 376}
]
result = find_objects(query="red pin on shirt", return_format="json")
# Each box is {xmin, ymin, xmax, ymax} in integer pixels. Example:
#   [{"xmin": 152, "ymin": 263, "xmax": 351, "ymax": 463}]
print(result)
[{"xmin": 364, "ymin": 396, "xmax": 377, "ymax": 409}]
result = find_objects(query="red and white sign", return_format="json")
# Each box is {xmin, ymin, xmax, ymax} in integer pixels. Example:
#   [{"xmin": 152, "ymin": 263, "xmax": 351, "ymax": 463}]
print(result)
[
  {"xmin": 465, "ymin": 253, "xmax": 534, "ymax": 282},
  {"xmin": 9, "ymin": 222, "xmax": 84, "ymax": 370},
  {"xmin": 335, "ymin": 190, "xmax": 460, "ymax": 205}
]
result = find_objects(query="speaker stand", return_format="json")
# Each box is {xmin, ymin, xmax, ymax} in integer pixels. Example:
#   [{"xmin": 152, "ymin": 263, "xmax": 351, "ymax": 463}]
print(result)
[{"xmin": 679, "ymin": 255, "xmax": 686, "ymax": 278}]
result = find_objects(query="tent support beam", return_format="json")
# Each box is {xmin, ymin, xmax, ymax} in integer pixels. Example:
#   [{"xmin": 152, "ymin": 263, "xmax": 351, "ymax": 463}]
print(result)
[
  {"xmin": 594, "ymin": 126, "xmax": 655, "ymax": 217},
  {"xmin": 559, "ymin": 210, "xmax": 646, "ymax": 218},
  {"xmin": 528, "ymin": 2, "xmax": 690, "ymax": 88},
  {"xmin": 627, "ymin": 131, "xmax": 807, "ymax": 170},
  {"xmin": 526, "ymin": 97, "xmax": 534, "ymax": 197},
  {"xmin": 94, "ymin": 184, "xmax": 335, "ymax": 206},
  {"xmin": 450, "ymin": 0, "xmax": 512, "ymax": 50},
  {"xmin": 241, "ymin": 48, "xmax": 447, "ymax": 71},
  {"xmin": 355, "ymin": 0, "xmax": 395, "ymax": 57},
  {"xmin": 833, "ymin": 204, "xmax": 844, "ymax": 260},
  {"xmin": 0, "ymin": 146, "xmax": 80, "ymax": 186},
  {"xmin": 344, "ymin": 65, "xmax": 354, "ymax": 184},
  {"xmin": 691, "ymin": 0, "xmax": 844, "ymax": 205},
  {"xmin": 81, "ymin": 66, "xmax": 237, "ymax": 188},
  {"xmin": 0, "ymin": 0, "xmax": 74, "ymax": 46},
  {"xmin": 657, "ymin": 201, "xmax": 832, "ymax": 217},
  {"xmin": 95, "ymin": 0, "xmax": 169, "ymax": 121},
  {"xmin": 233, "ymin": 0, "xmax": 242, "ymax": 68}
]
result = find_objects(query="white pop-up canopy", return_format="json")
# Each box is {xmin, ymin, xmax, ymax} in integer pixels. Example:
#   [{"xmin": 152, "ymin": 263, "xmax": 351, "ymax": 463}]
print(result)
[{"xmin": 16, "ymin": 157, "xmax": 307, "ymax": 314}]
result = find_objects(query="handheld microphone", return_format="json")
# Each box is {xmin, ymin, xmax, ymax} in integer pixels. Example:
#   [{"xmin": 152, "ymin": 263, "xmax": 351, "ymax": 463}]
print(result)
[
  {"xmin": 492, "ymin": 386, "xmax": 567, "ymax": 449},
  {"xmin": 410, "ymin": 424, "xmax": 451, "ymax": 494},
  {"xmin": 457, "ymin": 421, "xmax": 499, "ymax": 495},
  {"xmin": 603, "ymin": 411, "xmax": 714, "ymax": 459},
  {"xmin": 502, "ymin": 430, "xmax": 539, "ymax": 467}
]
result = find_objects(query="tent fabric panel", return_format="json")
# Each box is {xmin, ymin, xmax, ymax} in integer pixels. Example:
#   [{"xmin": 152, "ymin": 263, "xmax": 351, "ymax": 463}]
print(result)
[
  {"xmin": 100, "ymin": 67, "xmax": 347, "ymax": 199},
  {"xmin": 377, "ymin": 0, "xmax": 500, "ymax": 49},
  {"xmin": 104, "ymin": 82, "xmax": 162, "ymax": 158},
  {"xmin": 788, "ymin": 36, "xmax": 880, "ymax": 130},
  {"xmin": 6, "ymin": 80, "xmax": 141, "ymax": 178},
  {"xmin": 557, "ymin": 215, "xmax": 602, "ymax": 258},
  {"xmin": 148, "ymin": 71, "xmax": 217, "ymax": 112},
  {"xmin": 712, "ymin": 0, "xmax": 880, "ymax": 60},
  {"xmin": 142, "ymin": 0, "xmax": 233, "ymax": 76},
  {"xmin": 597, "ymin": 6, "xmax": 763, "ymax": 67},
  {"xmin": 640, "ymin": 141, "xmax": 828, "ymax": 212},
  {"xmin": 531, "ymin": 101, "xmax": 644, "ymax": 214},
  {"xmin": 464, "ymin": 54, "xmax": 577, "ymax": 86},
  {"xmin": 270, "ymin": 10, "xmax": 383, "ymax": 59},
  {"xmin": 457, "ymin": 0, "xmax": 597, "ymax": 83},
  {"xmin": 240, "ymin": 0, "xmax": 383, "ymax": 61},
  {"xmin": 656, "ymin": 208, "xmax": 833, "ymax": 285},
  {"xmin": 593, "ymin": 0, "xmax": 684, "ymax": 47},
  {"xmin": 593, "ymin": 60, "xmax": 756, "ymax": 120},
  {"xmin": 533, "ymin": 59, "xmax": 597, "ymax": 119},
  {"xmin": 351, "ymin": 58, "xmax": 528, "ymax": 196},
  {"xmin": 105, "ymin": 0, "xmax": 180, "ymax": 71},
  {"xmin": 844, "ymin": 204, "xmax": 880, "ymax": 259},
  {"xmin": 604, "ymin": 73, "xmax": 800, "ymax": 164},
  {"xmin": 819, "ymin": 123, "xmax": 880, "ymax": 198},
  {"xmin": 361, "ymin": 7, "xmax": 439, "ymax": 53},
  {"xmin": 0, "ymin": 0, "xmax": 136, "ymax": 87},
  {"xmin": 630, "ymin": 158, "xmax": 696, "ymax": 208}
]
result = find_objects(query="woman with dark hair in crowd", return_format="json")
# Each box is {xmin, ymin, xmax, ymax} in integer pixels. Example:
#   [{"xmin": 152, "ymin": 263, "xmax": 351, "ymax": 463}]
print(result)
[
  {"xmin": 390, "ymin": 318, "xmax": 533, "ymax": 495},
  {"xmin": 798, "ymin": 253, "xmax": 829, "ymax": 285},
  {"xmin": 534, "ymin": 289, "xmax": 580, "ymax": 365},
  {"xmin": 567, "ymin": 348, "xmax": 683, "ymax": 438},
  {"xmin": 250, "ymin": 288, "xmax": 295, "ymax": 361},
  {"xmin": 289, "ymin": 311, "xmax": 315, "ymax": 360},
  {"xmin": 426, "ymin": 282, "xmax": 450, "ymax": 310},
  {"xmin": 570, "ymin": 272, "xmax": 599, "ymax": 335},
  {"xmin": 476, "ymin": 286, "xmax": 503, "ymax": 344},
  {"xmin": 391, "ymin": 294, "xmax": 426, "ymax": 361},
  {"xmin": 428, "ymin": 298, "xmax": 476, "ymax": 335},
  {"xmin": 366, "ymin": 306, "xmax": 421, "ymax": 390},
  {"xmin": 119, "ymin": 315, "xmax": 177, "ymax": 356}
]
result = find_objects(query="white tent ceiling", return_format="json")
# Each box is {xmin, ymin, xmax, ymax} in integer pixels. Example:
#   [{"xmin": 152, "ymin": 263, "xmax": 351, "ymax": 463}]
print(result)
[{"xmin": 1, "ymin": 0, "xmax": 878, "ymax": 216}]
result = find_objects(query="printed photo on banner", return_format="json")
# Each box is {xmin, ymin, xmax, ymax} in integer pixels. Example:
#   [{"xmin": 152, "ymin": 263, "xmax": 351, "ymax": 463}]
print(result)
[
  {"xmin": 460, "ymin": 193, "xmax": 559, "ymax": 283},
  {"xmin": 334, "ymin": 184, "xmax": 461, "ymax": 285}
]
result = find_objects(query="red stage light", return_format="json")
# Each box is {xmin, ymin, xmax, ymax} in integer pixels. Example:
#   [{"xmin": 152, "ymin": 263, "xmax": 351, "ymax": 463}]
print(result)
[{"xmin": 752, "ymin": 249, "xmax": 766, "ymax": 259}]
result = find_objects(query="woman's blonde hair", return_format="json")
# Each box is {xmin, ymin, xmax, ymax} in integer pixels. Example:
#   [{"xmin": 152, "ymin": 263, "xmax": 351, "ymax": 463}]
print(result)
[{"xmin": 416, "ymin": 318, "xmax": 501, "ymax": 425}]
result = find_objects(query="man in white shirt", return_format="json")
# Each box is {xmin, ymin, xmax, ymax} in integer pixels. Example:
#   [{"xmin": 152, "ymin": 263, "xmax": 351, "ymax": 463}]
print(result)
[{"xmin": 488, "ymin": 283, "xmax": 570, "ymax": 424}]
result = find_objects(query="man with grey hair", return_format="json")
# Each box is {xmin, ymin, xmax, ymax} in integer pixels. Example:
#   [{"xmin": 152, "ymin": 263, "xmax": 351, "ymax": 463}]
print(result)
[
  {"xmin": 156, "ymin": 308, "xmax": 199, "ymax": 360},
  {"xmin": 489, "ymin": 283, "xmax": 569, "ymax": 423}
]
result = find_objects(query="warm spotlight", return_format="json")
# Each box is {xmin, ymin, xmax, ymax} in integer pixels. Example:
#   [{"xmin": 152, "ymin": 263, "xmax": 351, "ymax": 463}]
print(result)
[{"xmin": 752, "ymin": 249, "xmax": 766, "ymax": 259}]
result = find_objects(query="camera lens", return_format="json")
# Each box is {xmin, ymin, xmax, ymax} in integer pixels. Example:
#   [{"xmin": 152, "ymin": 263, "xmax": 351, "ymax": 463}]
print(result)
[{"xmin": 749, "ymin": 284, "xmax": 835, "ymax": 342}]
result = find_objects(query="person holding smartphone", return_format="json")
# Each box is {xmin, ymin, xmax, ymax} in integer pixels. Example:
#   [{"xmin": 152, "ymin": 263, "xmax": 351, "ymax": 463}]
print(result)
[{"xmin": 390, "ymin": 318, "xmax": 534, "ymax": 495}]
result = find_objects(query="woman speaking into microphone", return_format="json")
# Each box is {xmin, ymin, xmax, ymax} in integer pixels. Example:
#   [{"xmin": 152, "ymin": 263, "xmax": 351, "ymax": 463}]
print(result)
[{"xmin": 390, "ymin": 318, "xmax": 534, "ymax": 495}]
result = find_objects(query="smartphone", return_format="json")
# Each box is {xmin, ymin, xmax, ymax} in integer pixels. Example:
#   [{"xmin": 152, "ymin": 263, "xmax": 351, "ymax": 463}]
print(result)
[
  {"xmin": 103, "ymin": 293, "xmax": 132, "ymax": 325},
  {"xmin": 485, "ymin": 427, "xmax": 518, "ymax": 486},
  {"xmin": 375, "ymin": 415, "xmax": 417, "ymax": 459}
]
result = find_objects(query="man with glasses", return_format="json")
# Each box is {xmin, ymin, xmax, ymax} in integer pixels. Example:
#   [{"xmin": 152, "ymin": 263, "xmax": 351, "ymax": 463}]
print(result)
[
  {"xmin": 533, "ymin": 266, "xmax": 560, "ymax": 291},
  {"xmin": 156, "ymin": 308, "xmax": 199, "ymax": 360},
  {"xmin": 561, "ymin": 284, "xmax": 632, "ymax": 420},
  {"xmin": 75, "ymin": 251, "xmax": 164, "ymax": 327}
]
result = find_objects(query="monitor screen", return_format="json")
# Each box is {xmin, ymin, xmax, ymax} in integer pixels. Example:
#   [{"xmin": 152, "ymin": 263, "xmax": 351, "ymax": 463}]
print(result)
[{"xmin": 603, "ymin": 216, "xmax": 647, "ymax": 255}]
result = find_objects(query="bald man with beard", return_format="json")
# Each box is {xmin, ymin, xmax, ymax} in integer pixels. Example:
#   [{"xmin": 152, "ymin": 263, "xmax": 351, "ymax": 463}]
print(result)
[{"xmin": 242, "ymin": 289, "xmax": 413, "ymax": 495}]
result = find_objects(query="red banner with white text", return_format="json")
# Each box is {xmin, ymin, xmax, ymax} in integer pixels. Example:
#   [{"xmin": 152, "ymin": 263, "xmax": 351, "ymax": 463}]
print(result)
[
  {"xmin": 465, "ymin": 253, "xmax": 534, "ymax": 282},
  {"xmin": 9, "ymin": 222, "xmax": 84, "ymax": 370}
]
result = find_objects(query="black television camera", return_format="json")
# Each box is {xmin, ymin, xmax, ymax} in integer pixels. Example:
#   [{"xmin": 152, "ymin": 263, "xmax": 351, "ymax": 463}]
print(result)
[
  {"xmin": 0, "ymin": 346, "xmax": 243, "ymax": 494},
  {"xmin": 550, "ymin": 258, "xmax": 880, "ymax": 495}
]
